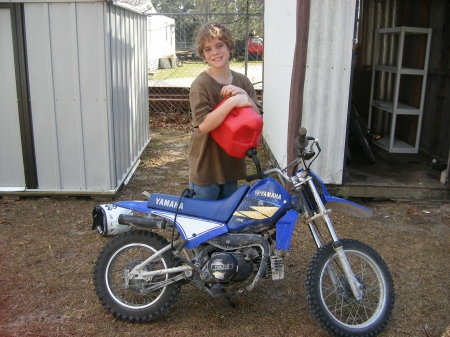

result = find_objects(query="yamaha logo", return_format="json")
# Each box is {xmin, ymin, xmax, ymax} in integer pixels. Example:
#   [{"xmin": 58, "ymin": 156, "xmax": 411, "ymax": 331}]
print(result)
[
  {"xmin": 254, "ymin": 190, "xmax": 282, "ymax": 200},
  {"xmin": 155, "ymin": 198, "xmax": 184, "ymax": 209}
]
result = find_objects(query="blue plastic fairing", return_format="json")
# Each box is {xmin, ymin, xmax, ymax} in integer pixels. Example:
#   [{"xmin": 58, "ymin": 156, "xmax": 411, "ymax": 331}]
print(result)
[
  {"xmin": 275, "ymin": 210, "xmax": 299, "ymax": 250},
  {"xmin": 228, "ymin": 177, "xmax": 295, "ymax": 232}
]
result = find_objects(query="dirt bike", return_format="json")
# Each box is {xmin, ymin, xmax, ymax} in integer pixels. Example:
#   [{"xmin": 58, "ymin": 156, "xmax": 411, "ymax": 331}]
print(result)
[{"xmin": 92, "ymin": 127, "xmax": 395, "ymax": 337}]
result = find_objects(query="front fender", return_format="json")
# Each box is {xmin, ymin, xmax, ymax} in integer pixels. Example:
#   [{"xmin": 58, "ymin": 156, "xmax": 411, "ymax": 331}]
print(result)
[
  {"xmin": 324, "ymin": 196, "xmax": 372, "ymax": 218},
  {"xmin": 306, "ymin": 170, "xmax": 373, "ymax": 219}
]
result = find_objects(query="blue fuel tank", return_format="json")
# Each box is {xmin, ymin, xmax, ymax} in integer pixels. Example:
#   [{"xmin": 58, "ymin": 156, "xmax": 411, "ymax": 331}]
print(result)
[{"xmin": 227, "ymin": 177, "xmax": 296, "ymax": 232}]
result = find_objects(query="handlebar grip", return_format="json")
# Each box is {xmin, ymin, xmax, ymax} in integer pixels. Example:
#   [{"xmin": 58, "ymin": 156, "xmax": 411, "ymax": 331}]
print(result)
[
  {"xmin": 298, "ymin": 127, "xmax": 307, "ymax": 142},
  {"xmin": 295, "ymin": 127, "xmax": 309, "ymax": 149}
]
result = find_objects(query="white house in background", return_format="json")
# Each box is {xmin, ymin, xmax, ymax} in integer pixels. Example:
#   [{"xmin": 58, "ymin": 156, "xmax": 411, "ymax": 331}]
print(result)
[
  {"xmin": 114, "ymin": 1, "xmax": 176, "ymax": 71},
  {"xmin": 144, "ymin": 4, "xmax": 175, "ymax": 71}
]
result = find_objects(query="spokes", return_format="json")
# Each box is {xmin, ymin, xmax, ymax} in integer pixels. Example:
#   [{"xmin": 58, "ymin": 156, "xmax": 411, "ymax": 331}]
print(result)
[
  {"xmin": 106, "ymin": 244, "xmax": 168, "ymax": 309},
  {"xmin": 321, "ymin": 250, "xmax": 385, "ymax": 327}
]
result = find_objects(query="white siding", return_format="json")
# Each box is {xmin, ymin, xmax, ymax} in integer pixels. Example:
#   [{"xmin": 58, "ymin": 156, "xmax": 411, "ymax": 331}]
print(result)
[{"xmin": 263, "ymin": 0, "xmax": 297, "ymax": 168}]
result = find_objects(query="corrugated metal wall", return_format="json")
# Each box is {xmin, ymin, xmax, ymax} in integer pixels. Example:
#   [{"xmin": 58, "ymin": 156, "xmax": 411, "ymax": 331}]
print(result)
[
  {"xmin": 356, "ymin": 0, "xmax": 449, "ymax": 160},
  {"xmin": 264, "ymin": 0, "xmax": 355, "ymax": 184},
  {"xmin": 108, "ymin": 4, "xmax": 149, "ymax": 189},
  {"xmin": 302, "ymin": 0, "xmax": 356, "ymax": 184},
  {"xmin": 22, "ymin": 1, "xmax": 148, "ymax": 193}
]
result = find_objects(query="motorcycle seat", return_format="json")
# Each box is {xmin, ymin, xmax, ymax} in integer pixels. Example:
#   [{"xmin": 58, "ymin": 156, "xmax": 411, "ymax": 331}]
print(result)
[{"xmin": 147, "ymin": 185, "xmax": 249, "ymax": 222}]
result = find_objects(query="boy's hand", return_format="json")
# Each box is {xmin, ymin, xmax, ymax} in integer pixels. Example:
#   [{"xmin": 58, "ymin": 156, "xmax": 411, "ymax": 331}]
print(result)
[
  {"xmin": 229, "ymin": 93, "xmax": 253, "ymax": 108},
  {"xmin": 221, "ymin": 84, "xmax": 247, "ymax": 98}
]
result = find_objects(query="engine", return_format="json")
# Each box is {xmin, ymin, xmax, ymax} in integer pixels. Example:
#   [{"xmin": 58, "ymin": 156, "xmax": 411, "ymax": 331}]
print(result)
[{"xmin": 206, "ymin": 252, "xmax": 254, "ymax": 283}]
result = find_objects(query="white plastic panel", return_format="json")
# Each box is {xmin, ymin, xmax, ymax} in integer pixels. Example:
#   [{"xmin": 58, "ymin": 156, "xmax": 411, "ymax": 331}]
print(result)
[{"xmin": 0, "ymin": 8, "xmax": 26, "ymax": 190}]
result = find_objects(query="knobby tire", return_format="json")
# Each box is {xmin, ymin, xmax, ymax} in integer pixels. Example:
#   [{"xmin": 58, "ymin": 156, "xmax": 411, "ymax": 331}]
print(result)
[
  {"xmin": 93, "ymin": 230, "xmax": 182, "ymax": 322},
  {"xmin": 305, "ymin": 239, "xmax": 395, "ymax": 337}
]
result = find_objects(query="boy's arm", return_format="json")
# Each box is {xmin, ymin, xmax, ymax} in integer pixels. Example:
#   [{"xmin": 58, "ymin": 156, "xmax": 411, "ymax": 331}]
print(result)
[{"xmin": 198, "ymin": 94, "xmax": 252, "ymax": 134}]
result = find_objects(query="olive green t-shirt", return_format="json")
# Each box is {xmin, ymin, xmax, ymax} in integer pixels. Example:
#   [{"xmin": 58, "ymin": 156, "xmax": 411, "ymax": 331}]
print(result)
[{"xmin": 189, "ymin": 70, "xmax": 262, "ymax": 186}]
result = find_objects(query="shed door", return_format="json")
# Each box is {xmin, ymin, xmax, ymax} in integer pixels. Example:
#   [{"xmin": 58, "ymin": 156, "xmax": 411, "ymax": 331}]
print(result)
[{"xmin": 0, "ymin": 7, "xmax": 25, "ymax": 190}]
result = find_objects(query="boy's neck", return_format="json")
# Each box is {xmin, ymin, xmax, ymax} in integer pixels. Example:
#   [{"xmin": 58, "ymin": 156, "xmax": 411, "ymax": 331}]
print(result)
[{"xmin": 206, "ymin": 67, "xmax": 233, "ymax": 85}]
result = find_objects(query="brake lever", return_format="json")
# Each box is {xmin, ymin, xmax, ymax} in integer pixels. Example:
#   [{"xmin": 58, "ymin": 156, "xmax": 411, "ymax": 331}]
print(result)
[{"xmin": 308, "ymin": 137, "xmax": 320, "ymax": 153}]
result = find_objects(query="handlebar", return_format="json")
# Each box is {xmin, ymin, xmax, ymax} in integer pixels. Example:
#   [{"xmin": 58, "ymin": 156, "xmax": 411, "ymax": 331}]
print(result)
[{"xmin": 245, "ymin": 127, "xmax": 320, "ymax": 183}]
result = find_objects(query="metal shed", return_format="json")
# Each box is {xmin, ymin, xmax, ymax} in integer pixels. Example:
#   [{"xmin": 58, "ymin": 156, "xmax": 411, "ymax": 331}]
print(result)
[{"xmin": 0, "ymin": 0, "xmax": 149, "ymax": 197}]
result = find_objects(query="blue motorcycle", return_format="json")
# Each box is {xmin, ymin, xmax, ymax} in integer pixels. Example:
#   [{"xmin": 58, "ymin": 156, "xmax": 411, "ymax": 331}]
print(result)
[{"xmin": 92, "ymin": 127, "xmax": 395, "ymax": 337}]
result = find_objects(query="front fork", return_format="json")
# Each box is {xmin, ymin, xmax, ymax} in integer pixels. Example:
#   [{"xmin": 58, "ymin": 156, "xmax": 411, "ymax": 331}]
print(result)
[{"xmin": 305, "ymin": 179, "xmax": 364, "ymax": 301}]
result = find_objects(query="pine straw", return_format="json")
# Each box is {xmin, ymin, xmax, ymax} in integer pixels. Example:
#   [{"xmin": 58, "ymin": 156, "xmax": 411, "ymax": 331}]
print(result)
[{"xmin": 0, "ymin": 113, "xmax": 449, "ymax": 337}]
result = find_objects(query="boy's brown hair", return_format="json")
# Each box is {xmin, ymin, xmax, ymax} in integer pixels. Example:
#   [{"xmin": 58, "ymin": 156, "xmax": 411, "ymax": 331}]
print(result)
[{"xmin": 196, "ymin": 22, "xmax": 235, "ymax": 60}]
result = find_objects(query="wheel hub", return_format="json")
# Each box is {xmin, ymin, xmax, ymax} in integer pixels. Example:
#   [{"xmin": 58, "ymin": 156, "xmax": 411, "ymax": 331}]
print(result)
[
  {"xmin": 336, "ymin": 275, "xmax": 366, "ymax": 302},
  {"xmin": 122, "ymin": 260, "xmax": 154, "ymax": 293}
]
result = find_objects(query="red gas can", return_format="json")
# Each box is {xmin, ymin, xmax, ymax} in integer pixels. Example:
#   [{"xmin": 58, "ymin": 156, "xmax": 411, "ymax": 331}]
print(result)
[{"xmin": 210, "ymin": 98, "xmax": 263, "ymax": 158}]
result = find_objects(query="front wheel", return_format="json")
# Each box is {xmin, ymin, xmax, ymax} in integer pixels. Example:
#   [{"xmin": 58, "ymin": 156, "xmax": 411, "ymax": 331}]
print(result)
[
  {"xmin": 93, "ymin": 230, "xmax": 182, "ymax": 322},
  {"xmin": 305, "ymin": 239, "xmax": 395, "ymax": 337}
]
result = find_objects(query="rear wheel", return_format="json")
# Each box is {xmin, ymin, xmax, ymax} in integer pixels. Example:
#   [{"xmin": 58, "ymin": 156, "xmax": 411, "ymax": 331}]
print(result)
[
  {"xmin": 306, "ymin": 239, "xmax": 395, "ymax": 337},
  {"xmin": 93, "ymin": 230, "xmax": 182, "ymax": 322}
]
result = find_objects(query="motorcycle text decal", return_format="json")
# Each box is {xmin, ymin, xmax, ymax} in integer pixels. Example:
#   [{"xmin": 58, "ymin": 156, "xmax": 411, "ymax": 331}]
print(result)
[
  {"xmin": 155, "ymin": 198, "xmax": 184, "ymax": 210},
  {"xmin": 254, "ymin": 190, "xmax": 282, "ymax": 200}
]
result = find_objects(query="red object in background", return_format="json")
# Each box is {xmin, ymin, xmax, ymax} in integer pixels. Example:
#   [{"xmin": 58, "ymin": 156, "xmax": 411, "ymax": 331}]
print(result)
[{"xmin": 210, "ymin": 98, "xmax": 263, "ymax": 158}]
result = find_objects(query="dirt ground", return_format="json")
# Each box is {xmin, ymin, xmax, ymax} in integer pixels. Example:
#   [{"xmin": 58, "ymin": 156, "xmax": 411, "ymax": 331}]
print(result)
[{"xmin": 0, "ymin": 114, "xmax": 449, "ymax": 337}]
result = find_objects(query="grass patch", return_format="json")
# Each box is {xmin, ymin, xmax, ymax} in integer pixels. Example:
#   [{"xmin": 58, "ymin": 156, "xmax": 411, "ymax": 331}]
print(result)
[{"xmin": 148, "ymin": 60, "xmax": 263, "ymax": 80}]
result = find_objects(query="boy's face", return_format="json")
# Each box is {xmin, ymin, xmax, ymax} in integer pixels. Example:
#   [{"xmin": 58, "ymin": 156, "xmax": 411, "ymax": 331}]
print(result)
[{"xmin": 202, "ymin": 38, "xmax": 232, "ymax": 69}]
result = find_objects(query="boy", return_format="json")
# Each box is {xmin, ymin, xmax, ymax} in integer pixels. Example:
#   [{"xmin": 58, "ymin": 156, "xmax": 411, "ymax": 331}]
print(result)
[{"xmin": 189, "ymin": 22, "xmax": 263, "ymax": 200}]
